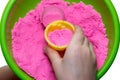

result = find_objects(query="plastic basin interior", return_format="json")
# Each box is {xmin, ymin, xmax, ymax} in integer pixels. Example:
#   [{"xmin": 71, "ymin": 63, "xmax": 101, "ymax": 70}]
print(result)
[{"xmin": 0, "ymin": 0, "xmax": 120, "ymax": 80}]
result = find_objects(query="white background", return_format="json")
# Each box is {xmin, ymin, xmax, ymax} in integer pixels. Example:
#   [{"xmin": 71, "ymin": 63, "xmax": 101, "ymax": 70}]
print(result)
[{"xmin": 0, "ymin": 0, "xmax": 120, "ymax": 80}]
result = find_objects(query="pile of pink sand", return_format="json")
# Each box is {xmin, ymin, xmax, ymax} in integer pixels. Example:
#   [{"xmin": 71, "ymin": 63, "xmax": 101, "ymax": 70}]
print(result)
[{"xmin": 12, "ymin": 0, "xmax": 108, "ymax": 80}]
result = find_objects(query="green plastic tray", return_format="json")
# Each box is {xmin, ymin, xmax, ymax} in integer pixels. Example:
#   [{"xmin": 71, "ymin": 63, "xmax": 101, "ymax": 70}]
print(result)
[{"xmin": 0, "ymin": 0, "xmax": 120, "ymax": 80}]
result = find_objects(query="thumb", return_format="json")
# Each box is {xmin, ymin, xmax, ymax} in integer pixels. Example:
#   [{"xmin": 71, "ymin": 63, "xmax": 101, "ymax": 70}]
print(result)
[{"xmin": 43, "ymin": 46, "xmax": 62, "ymax": 70}]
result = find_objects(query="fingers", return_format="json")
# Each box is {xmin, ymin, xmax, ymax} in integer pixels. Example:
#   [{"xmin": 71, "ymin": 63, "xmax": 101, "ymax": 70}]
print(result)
[
  {"xmin": 64, "ymin": 26, "xmax": 86, "ymax": 57},
  {"xmin": 69, "ymin": 25, "xmax": 85, "ymax": 46},
  {"xmin": 43, "ymin": 46, "xmax": 62, "ymax": 70}
]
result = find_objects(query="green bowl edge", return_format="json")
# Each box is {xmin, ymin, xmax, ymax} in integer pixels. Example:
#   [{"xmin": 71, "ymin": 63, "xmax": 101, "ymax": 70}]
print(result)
[
  {"xmin": 0, "ymin": 0, "xmax": 33, "ymax": 80},
  {"xmin": 0, "ymin": 0, "xmax": 120, "ymax": 80},
  {"xmin": 97, "ymin": 0, "xmax": 120, "ymax": 79}
]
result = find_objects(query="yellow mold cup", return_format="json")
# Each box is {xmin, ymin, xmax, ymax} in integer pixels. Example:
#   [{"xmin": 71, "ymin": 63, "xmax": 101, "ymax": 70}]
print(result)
[{"xmin": 44, "ymin": 20, "xmax": 75, "ymax": 51}]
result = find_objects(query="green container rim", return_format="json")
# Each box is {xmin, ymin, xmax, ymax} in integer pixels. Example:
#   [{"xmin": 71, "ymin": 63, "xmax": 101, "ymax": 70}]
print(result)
[{"xmin": 0, "ymin": 0, "xmax": 120, "ymax": 80}]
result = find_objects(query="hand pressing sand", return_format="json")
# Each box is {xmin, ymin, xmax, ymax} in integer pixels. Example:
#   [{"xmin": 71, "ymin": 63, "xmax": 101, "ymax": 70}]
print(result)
[{"xmin": 44, "ymin": 26, "xmax": 96, "ymax": 80}]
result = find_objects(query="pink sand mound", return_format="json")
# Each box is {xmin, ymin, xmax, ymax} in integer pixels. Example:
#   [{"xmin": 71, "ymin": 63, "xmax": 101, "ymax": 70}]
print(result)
[{"xmin": 12, "ymin": 0, "xmax": 108, "ymax": 80}]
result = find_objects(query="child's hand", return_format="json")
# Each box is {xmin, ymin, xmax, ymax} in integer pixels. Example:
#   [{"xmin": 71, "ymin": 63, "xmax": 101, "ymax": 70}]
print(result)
[
  {"xmin": 0, "ymin": 66, "xmax": 19, "ymax": 80},
  {"xmin": 44, "ymin": 26, "xmax": 96, "ymax": 80}
]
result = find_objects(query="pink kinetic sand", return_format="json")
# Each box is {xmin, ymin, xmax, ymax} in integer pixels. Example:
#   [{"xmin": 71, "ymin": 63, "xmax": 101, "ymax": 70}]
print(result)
[
  {"xmin": 12, "ymin": 0, "xmax": 108, "ymax": 80},
  {"xmin": 48, "ymin": 29, "xmax": 73, "ymax": 46}
]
